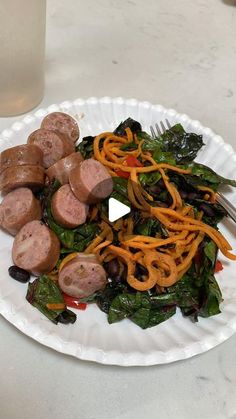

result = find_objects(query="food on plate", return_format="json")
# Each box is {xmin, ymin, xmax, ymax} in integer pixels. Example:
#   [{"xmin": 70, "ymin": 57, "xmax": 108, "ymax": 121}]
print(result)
[
  {"xmin": 0, "ymin": 187, "xmax": 42, "ymax": 235},
  {"xmin": 27, "ymin": 128, "xmax": 75, "ymax": 168},
  {"xmin": 58, "ymin": 253, "xmax": 107, "ymax": 298},
  {"xmin": 41, "ymin": 111, "xmax": 80, "ymax": 143},
  {"xmin": 45, "ymin": 152, "xmax": 84, "ymax": 184},
  {"xmin": 69, "ymin": 158, "xmax": 114, "ymax": 204},
  {"xmin": 1, "ymin": 113, "xmax": 236, "ymax": 329},
  {"xmin": 51, "ymin": 184, "xmax": 88, "ymax": 228},
  {"xmin": 8, "ymin": 265, "xmax": 31, "ymax": 283},
  {"xmin": 12, "ymin": 220, "xmax": 60, "ymax": 275},
  {"xmin": 0, "ymin": 165, "xmax": 45, "ymax": 195},
  {"xmin": 26, "ymin": 275, "xmax": 77, "ymax": 324},
  {"xmin": 0, "ymin": 144, "xmax": 44, "ymax": 174}
]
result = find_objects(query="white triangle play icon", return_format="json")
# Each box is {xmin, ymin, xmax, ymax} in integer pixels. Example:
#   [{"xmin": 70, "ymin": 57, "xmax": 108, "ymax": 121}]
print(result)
[{"xmin": 108, "ymin": 198, "xmax": 131, "ymax": 222}]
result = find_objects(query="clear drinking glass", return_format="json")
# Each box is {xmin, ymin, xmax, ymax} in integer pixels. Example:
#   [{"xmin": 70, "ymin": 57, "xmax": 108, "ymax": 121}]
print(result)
[{"xmin": 0, "ymin": 1, "xmax": 46, "ymax": 116}]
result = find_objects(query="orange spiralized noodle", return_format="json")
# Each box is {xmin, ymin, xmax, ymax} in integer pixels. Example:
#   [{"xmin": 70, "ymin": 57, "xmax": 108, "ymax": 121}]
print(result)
[
  {"xmin": 197, "ymin": 185, "xmax": 216, "ymax": 203},
  {"xmin": 82, "ymin": 128, "xmax": 236, "ymax": 291},
  {"xmin": 122, "ymin": 230, "xmax": 188, "ymax": 250},
  {"xmin": 176, "ymin": 232, "xmax": 205, "ymax": 272}
]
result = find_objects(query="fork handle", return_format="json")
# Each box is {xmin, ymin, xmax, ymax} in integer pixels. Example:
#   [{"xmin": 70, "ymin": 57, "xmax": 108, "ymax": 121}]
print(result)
[{"xmin": 216, "ymin": 192, "xmax": 236, "ymax": 223}]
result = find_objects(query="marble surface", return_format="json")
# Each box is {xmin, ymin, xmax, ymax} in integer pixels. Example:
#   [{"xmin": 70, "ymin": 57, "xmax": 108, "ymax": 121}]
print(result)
[{"xmin": 0, "ymin": 0, "xmax": 236, "ymax": 418}]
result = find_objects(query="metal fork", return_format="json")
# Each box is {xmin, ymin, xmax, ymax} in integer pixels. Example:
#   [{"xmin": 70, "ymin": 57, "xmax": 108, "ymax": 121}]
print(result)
[{"xmin": 150, "ymin": 119, "xmax": 236, "ymax": 223}]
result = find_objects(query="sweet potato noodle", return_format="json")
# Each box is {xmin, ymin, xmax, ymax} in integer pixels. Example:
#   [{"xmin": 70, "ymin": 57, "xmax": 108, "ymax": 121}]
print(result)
[{"xmin": 84, "ymin": 128, "xmax": 236, "ymax": 292}]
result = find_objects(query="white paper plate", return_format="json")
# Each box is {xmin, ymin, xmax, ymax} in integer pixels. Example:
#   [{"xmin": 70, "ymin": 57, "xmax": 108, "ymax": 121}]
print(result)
[{"xmin": 1, "ymin": 97, "xmax": 236, "ymax": 366}]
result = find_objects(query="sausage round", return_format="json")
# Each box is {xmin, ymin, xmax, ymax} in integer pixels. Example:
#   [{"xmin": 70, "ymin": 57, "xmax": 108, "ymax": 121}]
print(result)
[
  {"xmin": 0, "ymin": 144, "xmax": 43, "ymax": 174},
  {"xmin": 0, "ymin": 187, "xmax": 42, "ymax": 236},
  {"xmin": 12, "ymin": 220, "xmax": 60, "ymax": 276},
  {"xmin": 27, "ymin": 128, "xmax": 75, "ymax": 168},
  {"xmin": 0, "ymin": 165, "xmax": 45, "ymax": 195},
  {"xmin": 58, "ymin": 253, "xmax": 107, "ymax": 298},
  {"xmin": 51, "ymin": 184, "xmax": 88, "ymax": 228},
  {"xmin": 45, "ymin": 152, "xmax": 83, "ymax": 185},
  {"xmin": 41, "ymin": 112, "xmax": 80, "ymax": 144},
  {"xmin": 69, "ymin": 158, "xmax": 113, "ymax": 204}
]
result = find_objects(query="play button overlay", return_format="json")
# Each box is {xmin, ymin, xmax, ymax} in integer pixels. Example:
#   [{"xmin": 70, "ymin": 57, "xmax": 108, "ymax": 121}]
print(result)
[{"xmin": 108, "ymin": 197, "xmax": 131, "ymax": 222}]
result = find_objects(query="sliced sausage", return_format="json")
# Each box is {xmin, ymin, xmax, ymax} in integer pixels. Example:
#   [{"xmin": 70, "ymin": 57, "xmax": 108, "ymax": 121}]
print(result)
[
  {"xmin": 0, "ymin": 144, "xmax": 43, "ymax": 174},
  {"xmin": 58, "ymin": 253, "xmax": 107, "ymax": 298},
  {"xmin": 12, "ymin": 220, "xmax": 60, "ymax": 276},
  {"xmin": 45, "ymin": 152, "xmax": 83, "ymax": 185},
  {"xmin": 69, "ymin": 158, "xmax": 113, "ymax": 204},
  {"xmin": 0, "ymin": 165, "xmax": 45, "ymax": 195},
  {"xmin": 0, "ymin": 187, "xmax": 42, "ymax": 236},
  {"xmin": 58, "ymin": 133, "xmax": 75, "ymax": 156},
  {"xmin": 51, "ymin": 184, "xmax": 88, "ymax": 228},
  {"xmin": 27, "ymin": 129, "xmax": 74, "ymax": 168},
  {"xmin": 41, "ymin": 112, "xmax": 80, "ymax": 144}
]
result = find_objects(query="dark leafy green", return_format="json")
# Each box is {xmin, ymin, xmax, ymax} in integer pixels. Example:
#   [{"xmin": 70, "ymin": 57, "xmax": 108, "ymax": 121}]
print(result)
[
  {"xmin": 159, "ymin": 124, "xmax": 203, "ymax": 163},
  {"xmin": 170, "ymin": 163, "xmax": 236, "ymax": 193},
  {"xmin": 140, "ymin": 124, "xmax": 203, "ymax": 164},
  {"xmin": 169, "ymin": 171, "xmax": 198, "ymax": 191},
  {"xmin": 26, "ymin": 275, "xmax": 77, "ymax": 324},
  {"xmin": 96, "ymin": 281, "xmax": 127, "ymax": 314},
  {"xmin": 139, "ymin": 171, "xmax": 162, "ymax": 186},
  {"xmin": 120, "ymin": 141, "xmax": 138, "ymax": 151},
  {"xmin": 134, "ymin": 218, "xmax": 169, "ymax": 238},
  {"xmin": 187, "ymin": 162, "xmax": 236, "ymax": 188},
  {"xmin": 204, "ymin": 240, "xmax": 217, "ymax": 266},
  {"xmin": 153, "ymin": 148, "xmax": 176, "ymax": 165},
  {"xmin": 168, "ymin": 238, "xmax": 222, "ymax": 320},
  {"xmin": 110, "ymin": 177, "xmax": 131, "ymax": 207},
  {"xmin": 167, "ymin": 274, "xmax": 200, "ymax": 314},
  {"xmin": 76, "ymin": 136, "xmax": 94, "ymax": 159},
  {"xmin": 198, "ymin": 275, "xmax": 222, "ymax": 317},
  {"xmin": 108, "ymin": 292, "xmax": 176, "ymax": 329},
  {"xmin": 138, "ymin": 131, "xmax": 158, "ymax": 151},
  {"xmin": 79, "ymin": 278, "xmax": 128, "ymax": 313},
  {"xmin": 53, "ymin": 221, "xmax": 98, "ymax": 253},
  {"xmin": 132, "ymin": 306, "xmax": 176, "ymax": 329},
  {"xmin": 113, "ymin": 117, "xmax": 142, "ymax": 136},
  {"xmin": 47, "ymin": 211, "xmax": 98, "ymax": 252}
]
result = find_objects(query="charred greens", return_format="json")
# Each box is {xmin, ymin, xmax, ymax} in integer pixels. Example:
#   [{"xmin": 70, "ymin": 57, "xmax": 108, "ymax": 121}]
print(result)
[
  {"xmin": 140, "ymin": 123, "xmax": 204, "ymax": 164},
  {"xmin": 113, "ymin": 117, "xmax": 142, "ymax": 136}
]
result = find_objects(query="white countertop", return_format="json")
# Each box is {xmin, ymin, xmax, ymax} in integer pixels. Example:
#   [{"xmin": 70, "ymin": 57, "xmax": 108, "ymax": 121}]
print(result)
[{"xmin": 1, "ymin": 1, "xmax": 236, "ymax": 418}]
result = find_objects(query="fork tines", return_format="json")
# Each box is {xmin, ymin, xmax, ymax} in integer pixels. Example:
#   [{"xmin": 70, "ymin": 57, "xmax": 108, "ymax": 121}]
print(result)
[{"xmin": 150, "ymin": 118, "xmax": 171, "ymax": 138}]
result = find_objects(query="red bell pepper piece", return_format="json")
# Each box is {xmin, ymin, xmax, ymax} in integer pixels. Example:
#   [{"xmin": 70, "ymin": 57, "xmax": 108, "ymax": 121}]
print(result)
[
  {"xmin": 63, "ymin": 293, "xmax": 87, "ymax": 310},
  {"xmin": 115, "ymin": 169, "xmax": 130, "ymax": 179},
  {"xmin": 124, "ymin": 156, "xmax": 143, "ymax": 167},
  {"xmin": 214, "ymin": 260, "xmax": 223, "ymax": 273},
  {"xmin": 115, "ymin": 155, "xmax": 143, "ymax": 178}
]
